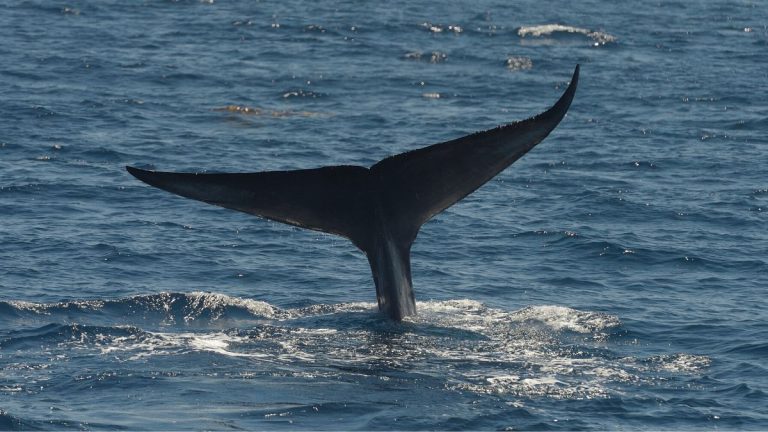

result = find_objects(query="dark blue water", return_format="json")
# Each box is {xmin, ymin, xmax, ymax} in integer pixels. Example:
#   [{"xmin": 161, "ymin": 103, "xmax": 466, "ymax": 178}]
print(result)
[{"xmin": 1, "ymin": 0, "xmax": 767, "ymax": 430}]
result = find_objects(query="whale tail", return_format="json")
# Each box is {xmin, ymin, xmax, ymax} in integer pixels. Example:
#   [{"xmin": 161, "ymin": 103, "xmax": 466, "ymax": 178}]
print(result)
[{"xmin": 127, "ymin": 65, "xmax": 579, "ymax": 320}]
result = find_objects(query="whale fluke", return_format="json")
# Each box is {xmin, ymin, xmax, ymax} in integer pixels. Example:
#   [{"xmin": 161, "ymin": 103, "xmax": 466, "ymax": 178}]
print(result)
[
  {"xmin": 126, "ymin": 165, "xmax": 375, "ymax": 250},
  {"xmin": 127, "ymin": 65, "xmax": 579, "ymax": 320}
]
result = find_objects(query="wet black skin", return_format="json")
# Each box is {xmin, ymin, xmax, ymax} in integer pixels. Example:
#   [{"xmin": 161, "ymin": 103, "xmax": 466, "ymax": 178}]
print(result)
[{"xmin": 126, "ymin": 65, "xmax": 579, "ymax": 321}]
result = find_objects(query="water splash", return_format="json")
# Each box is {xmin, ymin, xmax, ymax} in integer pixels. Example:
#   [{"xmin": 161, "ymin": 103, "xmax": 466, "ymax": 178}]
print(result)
[{"xmin": 1, "ymin": 293, "xmax": 709, "ymax": 402}]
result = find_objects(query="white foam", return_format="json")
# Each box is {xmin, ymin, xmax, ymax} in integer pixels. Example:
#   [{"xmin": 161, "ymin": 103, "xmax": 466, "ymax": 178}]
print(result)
[
  {"xmin": 511, "ymin": 305, "xmax": 621, "ymax": 334},
  {"xmin": 8, "ymin": 300, "xmax": 49, "ymax": 313},
  {"xmin": 9, "ymin": 299, "xmax": 105, "ymax": 314},
  {"xmin": 101, "ymin": 330, "xmax": 270, "ymax": 360},
  {"xmin": 12, "ymin": 294, "xmax": 709, "ymax": 402},
  {"xmin": 653, "ymin": 353, "xmax": 711, "ymax": 372},
  {"xmin": 183, "ymin": 291, "xmax": 276, "ymax": 321},
  {"xmin": 418, "ymin": 298, "xmax": 485, "ymax": 314},
  {"xmin": 518, "ymin": 24, "xmax": 617, "ymax": 46},
  {"xmin": 415, "ymin": 301, "xmax": 620, "ymax": 334}
]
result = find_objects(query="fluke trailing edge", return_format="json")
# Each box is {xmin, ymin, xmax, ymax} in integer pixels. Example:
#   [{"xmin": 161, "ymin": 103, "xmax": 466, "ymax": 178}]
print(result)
[{"xmin": 127, "ymin": 65, "xmax": 580, "ymax": 321}]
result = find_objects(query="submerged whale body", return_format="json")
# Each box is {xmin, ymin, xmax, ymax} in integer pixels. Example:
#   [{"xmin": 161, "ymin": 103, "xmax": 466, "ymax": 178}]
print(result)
[{"xmin": 127, "ymin": 65, "xmax": 579, "ymax": 321}]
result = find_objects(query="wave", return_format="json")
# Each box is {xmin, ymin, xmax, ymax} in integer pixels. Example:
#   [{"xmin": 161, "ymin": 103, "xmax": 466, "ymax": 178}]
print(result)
[
  {"xmin": 518, "ymin": 24, "xmax": 617, "ymax": 46},
  {"xmin": 1, "ymin": 292, "xmax": 622, "ymax": 332},
  {"xmin": 1, "ymin": 292, "xmax": 278, "ymax": 326},
  {"xmin": 0, "ymin": 409, "xmax": 122, "ymax": 431},
  {"xmin": 726, "ymin": 342, "xmax": 768, "ymax": 356}
]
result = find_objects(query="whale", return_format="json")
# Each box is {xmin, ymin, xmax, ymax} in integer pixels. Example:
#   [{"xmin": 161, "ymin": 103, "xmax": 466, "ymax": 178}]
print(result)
[{"xmin": 126, "ymin": 65, "xmax": 579, "ymax": 321}]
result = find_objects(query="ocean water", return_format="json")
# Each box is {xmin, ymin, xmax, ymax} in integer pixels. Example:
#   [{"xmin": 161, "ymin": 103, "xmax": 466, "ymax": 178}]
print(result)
[{"xmin": 1, "ymin": 0, "xmax": 766, "ymax": 429}]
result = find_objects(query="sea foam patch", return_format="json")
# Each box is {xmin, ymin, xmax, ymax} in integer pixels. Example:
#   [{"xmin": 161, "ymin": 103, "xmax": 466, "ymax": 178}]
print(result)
[
  {"xmin": 518, "ymin": 24, "xmax": 617, "ymax": 46},
  {"xmin": 1, "ymin": 294, "xmax": 709, "ymax": 401}
]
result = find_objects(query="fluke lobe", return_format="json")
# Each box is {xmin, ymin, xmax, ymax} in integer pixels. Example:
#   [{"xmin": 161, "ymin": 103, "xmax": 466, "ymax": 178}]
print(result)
[{"xmin": 127, "ymin": 65, "xmax": 579, "ymax": 321}]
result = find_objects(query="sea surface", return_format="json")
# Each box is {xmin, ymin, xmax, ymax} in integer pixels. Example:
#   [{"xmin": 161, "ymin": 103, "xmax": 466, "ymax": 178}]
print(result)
[{"xmin": 1, "ymin": 0, "xmax": 767, "ymax": 430}]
